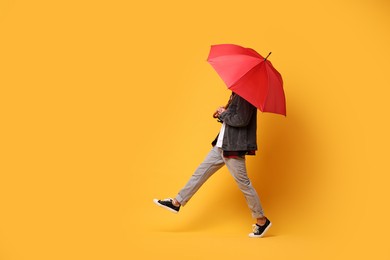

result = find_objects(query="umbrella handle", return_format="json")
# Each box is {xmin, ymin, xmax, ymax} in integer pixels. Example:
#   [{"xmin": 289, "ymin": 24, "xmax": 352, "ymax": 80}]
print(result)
[{"xmin": 264, "ymin": 52, "xmax": 272, "ymax": 61}]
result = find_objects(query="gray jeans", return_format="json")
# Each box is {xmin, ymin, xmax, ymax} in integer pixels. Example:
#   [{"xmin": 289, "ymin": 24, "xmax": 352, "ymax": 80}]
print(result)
[{"xmin": 176, "ymin": 146, "xmax": 264, "ymax": 219}]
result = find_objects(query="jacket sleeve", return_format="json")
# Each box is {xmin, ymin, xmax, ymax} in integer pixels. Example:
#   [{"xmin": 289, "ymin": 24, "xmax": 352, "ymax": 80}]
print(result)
[{"xmin": 218, "ymin": 95, "xmax": 255, "ymax": 127}]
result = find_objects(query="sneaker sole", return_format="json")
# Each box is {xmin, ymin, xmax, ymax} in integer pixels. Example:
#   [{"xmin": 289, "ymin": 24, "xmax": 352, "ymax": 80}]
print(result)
[
  {"xmin": 153, "ymin": 199, "xmax": 179, "ymax": 214},
  {"xmin": 248, "ymin": 222, "xmax": 272, "ymax": 238}
]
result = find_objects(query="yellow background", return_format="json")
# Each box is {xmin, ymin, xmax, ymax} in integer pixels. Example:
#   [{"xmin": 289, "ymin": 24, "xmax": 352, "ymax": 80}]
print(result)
[{"xmin": 1, "ymin": 0, "xmax": 389, "ymax": 259}]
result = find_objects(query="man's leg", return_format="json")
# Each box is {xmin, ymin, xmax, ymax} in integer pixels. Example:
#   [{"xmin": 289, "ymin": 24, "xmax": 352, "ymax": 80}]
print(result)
[
  {"xmin": 224, "ymin": 155, "xmax": 271, "ymax": 237},
  {"xmin": 223, "ymin": 155, "xmax": 264, "ymax": 219},
  {"xmin": 175, "ymin": 146, "xmax": 225, "ymax": 206}
]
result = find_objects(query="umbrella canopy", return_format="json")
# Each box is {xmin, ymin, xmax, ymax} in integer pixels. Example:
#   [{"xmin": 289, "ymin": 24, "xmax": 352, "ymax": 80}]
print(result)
[{"xmin": 207, "ymin": 44, "xmax": 286, "ymax": 116}]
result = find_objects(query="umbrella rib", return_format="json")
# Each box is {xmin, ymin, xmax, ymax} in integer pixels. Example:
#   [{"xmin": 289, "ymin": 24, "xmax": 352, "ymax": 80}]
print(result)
[
  {"xmin": 233, "ymin": 61, "xmax": 270, "ymax": 112},
  {"xmin": 263, "ymin": 63, "xmax": 270, "ymax": 112},
  {"xmin": 229, "ymin": 61, "xmax": 262, "ymax": 89},
  {"xmin": 229, "ymin": 61, "xmax": 268, "ymax": 112}
]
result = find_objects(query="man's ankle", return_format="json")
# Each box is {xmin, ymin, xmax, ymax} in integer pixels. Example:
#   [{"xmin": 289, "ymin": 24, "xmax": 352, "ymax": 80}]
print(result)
[
  {"xmin": 256, "ymin": 216, "xmax": 266, "ymax": 226},
  {"xmin": 172, "ymin": 199, "xmax": 180, "ymax": 207}
]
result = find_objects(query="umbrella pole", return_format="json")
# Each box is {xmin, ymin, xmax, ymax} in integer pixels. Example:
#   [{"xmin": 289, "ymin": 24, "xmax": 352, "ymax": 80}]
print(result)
[{"xmin": 264, "ymin": 52, "xmax": 272, "ymax": 61}]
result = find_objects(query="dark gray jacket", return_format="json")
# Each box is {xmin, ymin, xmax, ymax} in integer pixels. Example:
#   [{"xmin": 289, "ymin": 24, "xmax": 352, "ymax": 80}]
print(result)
[{"xmin": 213, "ymin": 94, "xmax": 258, "ymax": 152}]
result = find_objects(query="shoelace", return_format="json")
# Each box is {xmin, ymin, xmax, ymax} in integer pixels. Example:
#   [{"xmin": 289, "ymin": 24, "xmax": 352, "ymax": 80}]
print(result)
[
  {"xmin": 161, "ymin": 198, "xmax": 175, "ymax": 204},
  {"xmin": 252, "ymin": 224, "xmax": 260, "ymax": 234}
]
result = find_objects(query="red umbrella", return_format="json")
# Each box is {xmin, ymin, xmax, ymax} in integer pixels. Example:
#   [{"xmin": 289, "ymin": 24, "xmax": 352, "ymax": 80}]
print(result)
[{"xmin": 207, "ymin": 44, "xmax": 286, "ymax": 116}]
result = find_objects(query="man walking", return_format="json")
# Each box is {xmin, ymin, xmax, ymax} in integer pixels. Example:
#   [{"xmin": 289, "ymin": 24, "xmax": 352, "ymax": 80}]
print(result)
[{"xmin": 154, "ymin": 92, "xmax": 271, "ymax": 238}]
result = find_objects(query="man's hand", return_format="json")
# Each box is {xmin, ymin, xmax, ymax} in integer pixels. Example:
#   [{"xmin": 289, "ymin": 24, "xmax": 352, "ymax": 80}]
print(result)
[
  {"xmin": 217, "ymin": 107, "xmax": 226, "ymax": 115},
  {"xmin": 213, "ymin": 106, "xmax": 227, "ymax": 118}
]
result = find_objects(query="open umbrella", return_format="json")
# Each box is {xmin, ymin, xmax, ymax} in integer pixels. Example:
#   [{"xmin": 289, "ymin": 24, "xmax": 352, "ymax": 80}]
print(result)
[{"xmin": 207, "ymin": 44, "xmax": 286, "ymax": 116}]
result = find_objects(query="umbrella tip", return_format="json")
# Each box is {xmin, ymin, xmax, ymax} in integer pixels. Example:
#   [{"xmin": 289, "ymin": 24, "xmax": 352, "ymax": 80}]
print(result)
[{"xmin": 264, "ymin": 52, "xmax": 272, "ymax": 61}]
